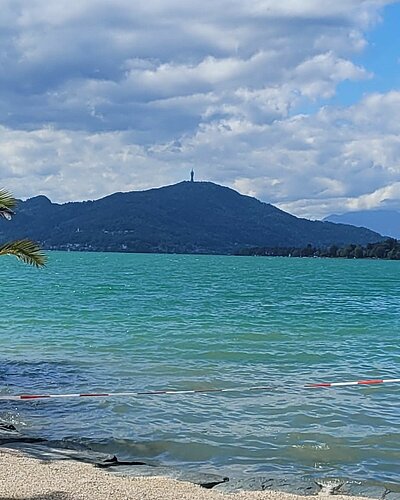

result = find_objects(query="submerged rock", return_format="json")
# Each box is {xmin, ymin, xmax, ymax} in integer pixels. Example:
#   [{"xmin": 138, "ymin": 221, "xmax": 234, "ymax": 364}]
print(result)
[
  {"xmin": 177, "ymin": 471, "xmax": 228, "ymax": 489},
  {"xmin": 385, "ymin": 492, "xmax": 400, "ymax": 500},
  {"xmin": 103, "ymin": 464, "xmax": 180, "ymax": 479},
  {"xmin": 213, "ymin": 476, "xmax": 320, "ymax": 495},
  {"xmin": 96, "ymin": 462, "xmax": 228, "ymax": 489},
  {"xmin": 0, "ymin": 422, "xmax": 17, "ymax": 432},
  {"xmin": 5, "ymin": 442, "xmax": 116, "ymax": 466},
  {"xmin": 271, "ymin": 477, "xmax": 321, "ymax": 496},
  {"xmin": 213, "ymin": 476, "xmax": 274, "ymax": 492},
  {"xmin": 0, "ymin": 422, "xmax": 44, "ymax": 446},
  {"xmin": 337, "ymin": 482, "xmax": 389, "ymax": 499},
  {"xmin": 97, "ymin": 455, "xmax": 148, "ymax": 467}
]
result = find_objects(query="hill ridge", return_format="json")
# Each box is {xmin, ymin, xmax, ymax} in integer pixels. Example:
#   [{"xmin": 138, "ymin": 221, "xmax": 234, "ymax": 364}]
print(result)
[{"xmin": 1, "ymin": 181, "xmax": 382, "ymax": 254}]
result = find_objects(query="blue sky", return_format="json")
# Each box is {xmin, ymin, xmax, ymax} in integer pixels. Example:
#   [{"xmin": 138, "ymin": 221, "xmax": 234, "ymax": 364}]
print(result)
[
  {"xmin": 332, "ymin": 2, "xmax": 400, "ymax": 106},
  {"xmin": 0, "ymin": 0, "xmax": 399, "ymax": 219}
]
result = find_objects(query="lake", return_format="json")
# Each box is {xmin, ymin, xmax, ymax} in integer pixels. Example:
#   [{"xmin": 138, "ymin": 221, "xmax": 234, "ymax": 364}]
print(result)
[{"xmin": 1, "ymin": 252, "xmax": 399, "ymax": 486}]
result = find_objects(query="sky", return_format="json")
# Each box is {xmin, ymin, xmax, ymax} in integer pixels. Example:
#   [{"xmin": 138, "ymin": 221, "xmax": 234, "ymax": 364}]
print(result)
[{"xmin": 0, "ymin": 0, "xmax": 399, "ymax": 219}]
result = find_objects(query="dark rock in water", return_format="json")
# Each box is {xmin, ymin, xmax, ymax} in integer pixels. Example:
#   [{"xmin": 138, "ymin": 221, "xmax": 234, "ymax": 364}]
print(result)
[
  {"xmin": 271, "ymin": 477, "xmax": 320, "ymax": 496},
  {"xmin": 213, "ymin": 476, "xmax": 274, "ymax": 492},
  {"xmin": 5, "ymin": 442, "xmax": 116, "ymax": 466},
  {"xmin": 93, "ymin": 455, "xmax": 228, "ymax": 488},
  {"xmin": 0, "ymin": 423, "xmax": 45, "ymax": 446},
  {"xmin": 106, "ymin": 466, "xmax": 229, "ymax": 490},
  {"xmin": 338, "ymin": 482, "xmax": 388, "ymax": 499},
  {"xmin": 104, "ymin": 464, "xmax": 180, "ymax": 479},
  {"xmin": 385, "ymin": 492, "xmax": 400, "ymax": 500},
  {"xmin": 0, "ymin": 422, "xmax": 17, "ymax": 431},
  {"xmin": 97, "ymin": 455, "xmax": 148, "ymax": 467},
  {"xmin": 0, "ymin": 422, "xmax": 19, "ymax": 440},
  {"xmin": 177, "ymin": 471, "xmax": 228, "ymax": 489},
  {"xmin": 0, "ymin": 434, "xmax": 45, "ymax": 445},
  {"xmin": 214, "ymin": 476, "xmax": 320, "ymax": 495}
]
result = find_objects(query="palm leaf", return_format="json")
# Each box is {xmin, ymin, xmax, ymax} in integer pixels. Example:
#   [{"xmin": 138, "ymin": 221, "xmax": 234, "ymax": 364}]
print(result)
[
  {"xmin": 0, "ymin": 188, "xmax": 16, "ymax": 220},
  {"xmin": 0, "ymin": 189, "xmax": 17, "ymax": 209},
  {"xmin": 0, "ymin": 239, "xmax": 47, "ymax": 267}
]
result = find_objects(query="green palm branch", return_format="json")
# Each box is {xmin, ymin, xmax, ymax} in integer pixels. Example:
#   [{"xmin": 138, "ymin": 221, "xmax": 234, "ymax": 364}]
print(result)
[
  {"xmin": 0, "ymin": 188, "xmax": 16, "ymax": 220},
  {"xmin": 0, "ymin": 188, "xmax": 47, "ymax": 267},
  {"xmin": 0, "ymin": 239, "xmax": 47, "ymax": 267}
]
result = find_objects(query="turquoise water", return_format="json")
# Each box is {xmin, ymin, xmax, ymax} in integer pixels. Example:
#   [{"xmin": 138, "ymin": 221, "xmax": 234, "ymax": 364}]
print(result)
[{"xmin": 1, "ymin": 252, "xmax": 399, "ymax": 486}]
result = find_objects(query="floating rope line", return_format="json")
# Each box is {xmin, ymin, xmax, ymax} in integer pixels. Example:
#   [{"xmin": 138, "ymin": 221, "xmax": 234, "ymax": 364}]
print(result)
[
  {"xmin": 305, "ymin": 377, "xmax": 400, "ymax": 388},
  {"xmin": 0, "ymin": 385, "xmax": 275, "ymax": 401},
  {"xmin": 0, "ymin": 378, "xmax": 399, "ymax": 402}
]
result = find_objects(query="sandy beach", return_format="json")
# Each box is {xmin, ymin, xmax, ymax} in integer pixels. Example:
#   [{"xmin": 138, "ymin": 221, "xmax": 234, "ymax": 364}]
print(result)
[{"xmin": 0, "ymin": 447, "xmax": 374, "ymax": 500}]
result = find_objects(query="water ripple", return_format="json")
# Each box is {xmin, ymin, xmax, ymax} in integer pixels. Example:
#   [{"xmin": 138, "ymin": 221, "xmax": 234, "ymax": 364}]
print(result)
[{"xmin": 0, "ymin": 253, "xmax": 399, "ymax": 484}]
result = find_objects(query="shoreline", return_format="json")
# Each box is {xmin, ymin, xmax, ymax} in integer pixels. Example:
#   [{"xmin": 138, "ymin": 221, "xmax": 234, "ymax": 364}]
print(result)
[
  {"xmin": 0, "ymin": 446, "xmax": 387, "ymax": 500},
  {"xmin": 0, "ymin": 424, "xmax": 397, "ymax": 499}
]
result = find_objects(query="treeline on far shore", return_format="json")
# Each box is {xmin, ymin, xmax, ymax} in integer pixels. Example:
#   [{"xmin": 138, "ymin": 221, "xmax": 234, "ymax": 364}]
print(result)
[{"xmin": 236, "ymin": 238, "xmax": 400, "ymax": 259}]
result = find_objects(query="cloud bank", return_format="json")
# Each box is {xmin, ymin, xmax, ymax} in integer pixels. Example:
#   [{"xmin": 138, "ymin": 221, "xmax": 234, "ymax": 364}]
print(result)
[{"xmin": 0, "ymin": 0, "xmax": 397, "ymax": 218}]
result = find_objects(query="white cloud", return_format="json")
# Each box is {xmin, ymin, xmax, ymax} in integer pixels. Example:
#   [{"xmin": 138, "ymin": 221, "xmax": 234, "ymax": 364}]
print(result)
[
  {"xmin": 0, "ymin": 126, "xmax": 180, "ymax": 202},
  {"xmin": 293, "ymin": 51, "xmax": 370, "ymax": 99},
  {"xmin": 0, "ymin": 0, "xmax": 386, "ymax": 132},
  {"xmin": 0, "ymin": 0, "xmax": 397, "ymax": 220},
  {"xmin": 1, "ymin": 89, "xmax": 399, "ymax": 221}
]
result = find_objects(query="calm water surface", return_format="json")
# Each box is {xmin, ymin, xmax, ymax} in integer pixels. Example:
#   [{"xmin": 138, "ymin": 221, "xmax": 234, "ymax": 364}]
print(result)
[{"xmin": 0, "ymin": 252, "xmax": 399, "ymax": 486}]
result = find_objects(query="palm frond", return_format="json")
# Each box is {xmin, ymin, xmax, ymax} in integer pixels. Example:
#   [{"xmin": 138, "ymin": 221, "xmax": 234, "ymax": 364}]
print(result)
[
  {"xmin": 0, "ymin": 239, "xmax": 47, "ymax": 267},
  {"xmin": 0, "ymin": 189, "xmax": 17, "ymax": 210},
  {"xmin": 0, "ymin": 188, "xmax": 16, "ymax": 220},
  {"xmin": 0, "ymin": 206, "xmax": 14, "ymax": 220}
]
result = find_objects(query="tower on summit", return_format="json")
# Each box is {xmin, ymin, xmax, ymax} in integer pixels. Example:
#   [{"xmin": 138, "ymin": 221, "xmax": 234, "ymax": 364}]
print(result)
[{"xmin": 190, "ymin": 169, "xmax": 195, "ymax": 182}]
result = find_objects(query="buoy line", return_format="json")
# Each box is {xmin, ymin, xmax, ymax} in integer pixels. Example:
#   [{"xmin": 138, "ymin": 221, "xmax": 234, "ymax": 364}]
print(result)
[{"xmin": 0, "ymin": 378, "xmax": 399, "ymax": 402}]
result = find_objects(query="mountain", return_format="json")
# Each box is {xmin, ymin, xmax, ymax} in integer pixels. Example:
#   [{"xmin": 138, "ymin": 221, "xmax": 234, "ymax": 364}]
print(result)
[
  {"xmin": 324, "ymin": 210, "xmax": 400, "ymax": 240},
  {"xmin": 0, "ymin": 181, "xmax": 383, "ymax": 254}
]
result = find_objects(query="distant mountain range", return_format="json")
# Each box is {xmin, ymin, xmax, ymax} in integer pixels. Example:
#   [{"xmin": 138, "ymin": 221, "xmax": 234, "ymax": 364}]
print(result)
[
  {"xmin": 0, "ymin": 181, "xmax": 383, "ymax": 254},
  {"xmin": 324, "ymin": 210, "xmax": 400, "ymax": 240}
]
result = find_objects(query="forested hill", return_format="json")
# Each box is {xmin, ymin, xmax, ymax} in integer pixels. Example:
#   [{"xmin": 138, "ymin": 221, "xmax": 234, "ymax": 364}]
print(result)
[{"xmin": 0, "ymin": 181, "xmax": 383, "ymax": 254}]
